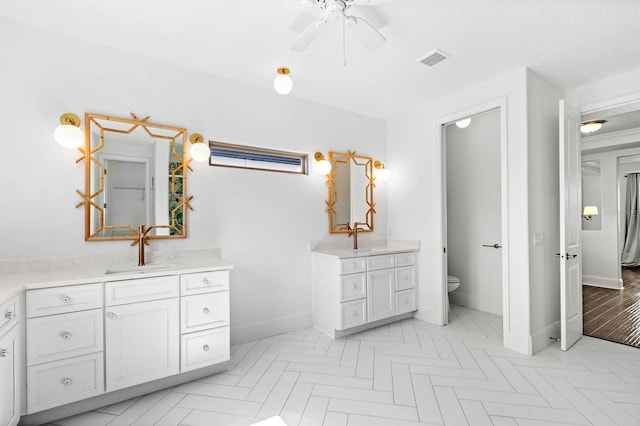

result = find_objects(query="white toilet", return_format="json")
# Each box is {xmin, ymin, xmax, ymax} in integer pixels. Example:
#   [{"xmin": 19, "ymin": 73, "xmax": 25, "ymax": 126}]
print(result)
[{"xmin": 447, "ymin": 275, "xmax": 460, "ymax": 312}]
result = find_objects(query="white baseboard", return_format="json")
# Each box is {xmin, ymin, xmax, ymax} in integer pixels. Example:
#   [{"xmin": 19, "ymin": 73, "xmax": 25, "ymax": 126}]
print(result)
[
  {"xmin": 583, "ymin": 275, "xmax": 622, "ymax": 290},
  {"xmin": 230, "ymin": 312, "xmax": 312, "ymax": 346},
  {"xmin": 531, "ymin": 320, "xmax": 560, "ymax": 354}
]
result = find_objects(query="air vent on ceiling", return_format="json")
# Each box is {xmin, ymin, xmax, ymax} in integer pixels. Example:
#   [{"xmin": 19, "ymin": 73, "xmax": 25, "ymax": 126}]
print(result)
[{"xmin": 419, "ymin": 49, "xmax": 449, "ymax": 67}]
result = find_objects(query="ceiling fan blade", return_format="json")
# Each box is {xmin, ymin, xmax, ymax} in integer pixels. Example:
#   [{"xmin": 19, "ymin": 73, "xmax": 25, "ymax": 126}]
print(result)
[
  {"xmin": 346, "ymin": 16, "xmax": 385, "ymax": 50},
  {"xmin": 291, "ymin": 16, "xmax": 328, "ymax": 51},
  {"xmin": 349, "ymin": 5, "xmax": 389, "ymax": 29}
]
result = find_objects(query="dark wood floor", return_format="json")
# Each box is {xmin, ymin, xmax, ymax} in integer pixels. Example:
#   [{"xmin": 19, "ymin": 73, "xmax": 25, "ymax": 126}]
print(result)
[{"xmin": 583, "ymin": 267, "xmax": 640, "ymax": 348}]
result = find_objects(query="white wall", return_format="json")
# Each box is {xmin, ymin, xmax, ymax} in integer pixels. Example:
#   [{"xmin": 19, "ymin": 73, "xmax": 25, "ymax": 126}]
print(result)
[
  {"xmin": 387, "ymin": 68, "xmax": 533, "ymax": 354},
  {"xmin": 567, "ymin": 68, "xmax": 640, "ymax": 110},
  {"xmin": 525, "ymin": 70, "xmax": 563, "ymax": 352},
  {"xmin": 0, "ymin": 19, "xmax": 387, "ymax": 344}
]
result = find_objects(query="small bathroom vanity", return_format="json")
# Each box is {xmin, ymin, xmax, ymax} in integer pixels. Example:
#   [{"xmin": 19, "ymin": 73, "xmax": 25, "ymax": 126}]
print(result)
[{"xmin": 310, "ymin": 241, "xmax": 419, "ymax": 338}]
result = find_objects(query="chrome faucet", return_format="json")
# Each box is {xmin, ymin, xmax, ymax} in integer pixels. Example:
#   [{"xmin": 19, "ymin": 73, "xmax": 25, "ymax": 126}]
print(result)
[
  {"xmin": 348, "ymin": 222, "xmax": 365, "ymax": 250},
  {"xmin": 132, "ymin": 225, "xmax": 151, "ymax": 266}
]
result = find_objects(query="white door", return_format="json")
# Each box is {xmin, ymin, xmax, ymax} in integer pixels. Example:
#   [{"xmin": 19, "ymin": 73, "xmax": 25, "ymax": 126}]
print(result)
[
  {"xmin": 559, "ymin": 99, "xmax": 583, "ymax": 351},
  {"xmin": 105, "ymin": 298, "xmax": 179, "ymax": 391},
  {"xmin": 367, "ymin": 269, "xmax": 395, "ymax": 322}
]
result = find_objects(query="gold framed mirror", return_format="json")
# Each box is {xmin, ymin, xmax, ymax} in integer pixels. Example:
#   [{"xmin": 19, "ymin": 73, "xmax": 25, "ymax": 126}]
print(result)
[
  {"xmin": 326, "ymin": 151, "xmax": 375, "ymax": 233},
  {"xmin": 78, "ymin": 113, "xmax": 191, "ymax": 241}
]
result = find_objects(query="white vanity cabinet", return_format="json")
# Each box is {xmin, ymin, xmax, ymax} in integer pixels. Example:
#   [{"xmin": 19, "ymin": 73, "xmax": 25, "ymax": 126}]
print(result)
[
  {"xmin": 0, "ymin": 295, "xmax": 20, "ymax": 426},
  {"xmin": 179, "ymin": 271, "xmax": 230, "ymax": 372},
  {"xmin": 25, "ymin": 284, "xmax": 104, "ymax": 413},
  {"xmin": 312, "ymin": 250, "xmax": 417, "ymax": 338},
  {"xmin": 105, "ymin": 276, "xmax": 180, "ymax": 392}
]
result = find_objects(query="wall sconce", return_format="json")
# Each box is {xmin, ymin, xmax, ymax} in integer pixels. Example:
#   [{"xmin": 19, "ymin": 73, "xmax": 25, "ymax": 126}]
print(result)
[
  {"xmin": 274, "ymin": 67, "xmax": 293, "ymax": 95},
  {"xmin": 582, "ymin": 205, "xmax": 599, "ymax": 220},
  {"xmin": 54, "ymin": 113, "xmax": 84, "ymax": 149},
  {"xmin": 374, "ymin": 160, "xmax": 391, "ymax": 181},
  {"xmin": 314, "ymin": 152, "xmax": 332, "ymax": 175},
  {"xmin": 580, "ymin": 120, "xmax": 606, "ymax": 134},
  {"xmin": 189, "ymin": 133, "xmax": 210, "ymax": 162}
]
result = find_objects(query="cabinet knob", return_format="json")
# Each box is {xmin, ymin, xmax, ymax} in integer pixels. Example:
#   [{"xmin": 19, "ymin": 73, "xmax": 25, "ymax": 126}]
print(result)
[
  {"xmin": 4, "ymin": 310, "xmax": 15, "ymax": 320},
  {"xmin": 351, "ymin": 284, "xmax": 357, "ymax": 289},
  {"xmin": 61, "ymin": 331, "xmax": 72, "ymax": 340},
  {"xmin": 203, "ymin": 307, "xmax": 210, "ymax": 314},
  {"xmin": 107, "ymin": 312, "xmax": 116, "ymax": 320},
  {"xmin": 353, "ymin": 310, "xmax": 358, "ymax": 317},
  {"xmin": 202, "ymin": 277, "xmax": 210, "ymax": 286},
  {"xmin": 62, "ymin": 377, "xmax": 73, "ymax": 386},
  {"xmin": 60, "ymin": 295, "xmax": 71, "ymax": 304},
  {"xmin": 0, "ymin": 348, "xmax": 8, "ymax": 358},
  {"xmin": 404, "ymin": 299, "xmax": 409, "ymax": 304},
  {"xmin": 203, "ymin": 344, "xmax": 210, "ymax": 352}
]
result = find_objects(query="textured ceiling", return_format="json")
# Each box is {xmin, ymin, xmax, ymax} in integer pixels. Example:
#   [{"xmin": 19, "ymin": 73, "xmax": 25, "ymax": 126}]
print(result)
[{"xmin": 2, "ymin": 0, "xmax": 640, "ymax": 120}]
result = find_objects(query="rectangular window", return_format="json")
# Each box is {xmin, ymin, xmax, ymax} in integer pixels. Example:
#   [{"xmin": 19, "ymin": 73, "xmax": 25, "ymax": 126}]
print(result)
[{"xmin": 208, "ymin": 141, "xmax": 308, "ymax": 175}]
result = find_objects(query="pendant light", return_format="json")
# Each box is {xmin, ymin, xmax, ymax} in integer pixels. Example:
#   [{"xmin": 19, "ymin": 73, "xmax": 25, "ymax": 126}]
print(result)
[{"xmin": 274, "ymin": 67, "xmax": 293, "ymax": 95}]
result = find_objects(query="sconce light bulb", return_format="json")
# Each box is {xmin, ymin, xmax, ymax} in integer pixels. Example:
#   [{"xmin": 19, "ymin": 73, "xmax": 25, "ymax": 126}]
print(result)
[
  {"xmin": 316, "ymin": 159, "xmax": 332, "ymax": 175},
  {"xmin": 376, "ymin": 167, "xmax": 391, "ymax": 181},
  {"xmin": 54, "ymin": 124, "xmax": 84, "ymax": 149},
  {"xmin": 274, "ymin": 68, "xmax": 293, "ymax": 95},
  {"xmin": 190, "ymin": 142, "xmax": 211, "ymax": 162}
]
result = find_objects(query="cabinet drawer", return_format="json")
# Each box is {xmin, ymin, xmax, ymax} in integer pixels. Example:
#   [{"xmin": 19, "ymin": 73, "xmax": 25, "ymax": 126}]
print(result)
[
  {"xmin": 181, "ymin": 292, "xmax": 229, "ymax": 334},
  {"xmin": 395, "ymin": 266, "xmax": 417, "ymax": 291},
  {"xmin": 181, "ymin": 326, "xmax": 230, "ymax": 372},
  {"xmin": 105, "ymin": 276, "xmax": 179, "ymax": 306},
  {"xmin": 367, "ymin": 254, "xmax": 394, "ymax": 271},
  {"xmin": 396, "ymin": 289, "xmax": 417, "ymax": 315},
  {"xmin": 27, "ymin": 352, "xmax": 104, "ymax": 413},
  {"xmin": 395, "ymin": 252, "xmax": 416, "ymax": 267},
  {"xmin": 340, "ymin": 273, "xmax": 366, "ymax": 302},
  {"xmin": 180, "ymin": 270, "xmax": 229, "ymax": 296},
  {"xmin": 338, "ymin": 299, "xmax": 367, "ymax": 330},
  {"xmin": 26, "ymin": 284, "xmax": 102, "ymax": 318},
  {"xmin": 0, "ymin": 296, "xmax": 19, "ymax": 334},
  {"xmin": 340, "ymin": 257, "xmax": 366, "ymax": 275},
  {"xmin": 27, "ymin": 309, "xmax": 103, "ymax": 366}
]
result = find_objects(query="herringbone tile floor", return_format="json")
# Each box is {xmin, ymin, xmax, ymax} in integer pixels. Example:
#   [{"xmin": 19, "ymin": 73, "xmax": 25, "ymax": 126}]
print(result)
[{"xmin": 47, "ymin": 305, "xmax": 640, "ymax": 426}]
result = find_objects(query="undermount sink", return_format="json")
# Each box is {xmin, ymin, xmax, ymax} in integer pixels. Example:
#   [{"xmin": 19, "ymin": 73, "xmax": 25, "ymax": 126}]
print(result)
[{"xmin": 104, "ymin": 263, "xmax": 176, "ymax": 275}]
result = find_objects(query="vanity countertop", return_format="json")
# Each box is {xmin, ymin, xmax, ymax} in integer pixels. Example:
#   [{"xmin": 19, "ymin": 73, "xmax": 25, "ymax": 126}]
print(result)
[
  {"xmin": 0, "ymin": 251, "xmax": 233, "ymax": 303},
  {"xmin": 310, "ymin": 239, "xmax": 420, "ymax": 259}
]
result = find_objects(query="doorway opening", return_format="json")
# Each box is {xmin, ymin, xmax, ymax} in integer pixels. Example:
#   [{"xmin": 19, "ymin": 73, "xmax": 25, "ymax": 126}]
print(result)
[
  {"xmin": 440, "ymin": 101, "xmax": 508, "ymax": 347},
  {"xmin": 580, "ymin": 98, "xmax": 640, "ymax": 349}
]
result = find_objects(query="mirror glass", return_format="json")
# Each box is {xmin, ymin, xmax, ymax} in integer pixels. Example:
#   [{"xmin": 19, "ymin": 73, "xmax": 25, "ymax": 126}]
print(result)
[
  {"xmin": 82, "ymin": 113, "xmax": 189, "ymax": 241},
  {"xmin": 326, "ymin": 151, "xmax": 375, "ymax": 233},
  {"xmin": 581, "ymin": 159, "xmax": 602, "ymax": 231}
]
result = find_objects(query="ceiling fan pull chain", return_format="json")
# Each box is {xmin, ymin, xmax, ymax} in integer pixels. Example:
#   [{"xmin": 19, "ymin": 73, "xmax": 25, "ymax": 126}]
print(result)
[{"xmin": 342, "ymin": 15, "xmax": 347, "ymax": 66}]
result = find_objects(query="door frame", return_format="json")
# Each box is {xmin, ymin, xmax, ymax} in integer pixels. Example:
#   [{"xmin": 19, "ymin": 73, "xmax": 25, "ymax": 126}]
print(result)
[{"xmin": 437, "ymin": 97, "xmax": 510, "ymax": 347}]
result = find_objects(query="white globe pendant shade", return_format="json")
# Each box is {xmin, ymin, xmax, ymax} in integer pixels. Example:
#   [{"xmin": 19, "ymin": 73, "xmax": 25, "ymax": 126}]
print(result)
[
  {"xmin": 376, "ymin": 167, "xmax": 391, "ymax": 181},
  {"xmin": 55, "ymin": 124, "xmax": 85, "ymax": 148},
  {"xmin": 316, "ymin": 159, "xmax": 332, "ymax": 175},
  {"xmin": 190, "ymin": 142, "xmax": 210, "ymax": 162},
  {"xmin": 274, "ymin": 67, "xmax": 292, "ymax": 95}
]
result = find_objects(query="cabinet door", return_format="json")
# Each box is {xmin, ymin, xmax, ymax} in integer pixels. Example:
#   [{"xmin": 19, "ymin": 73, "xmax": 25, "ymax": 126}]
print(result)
[
  {"xmin": 105, "ymin": 298, "xmax": 179, "ymax": 392},
  {"xmin": 367, "ymin": 269, "xmax": 396, "ymax": 322},
  {"xmin": 0, "ymin": 324, "xmax": 20, "ymax": 426}
]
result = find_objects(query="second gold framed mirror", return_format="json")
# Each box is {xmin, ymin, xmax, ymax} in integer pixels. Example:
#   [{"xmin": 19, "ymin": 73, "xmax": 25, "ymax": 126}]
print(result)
[{"xmin": 326, "ymin": 151, "xmax": 375, "ymax": 233}]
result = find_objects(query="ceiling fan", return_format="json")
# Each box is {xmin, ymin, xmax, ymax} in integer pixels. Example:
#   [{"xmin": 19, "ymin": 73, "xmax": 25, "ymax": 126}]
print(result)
[{"xmin": 290, "ymin": 0, "xmax": 387, "ymax": 55}]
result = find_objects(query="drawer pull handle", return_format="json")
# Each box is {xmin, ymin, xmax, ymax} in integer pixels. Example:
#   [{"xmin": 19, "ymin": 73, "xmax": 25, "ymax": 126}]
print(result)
[
  {"xmin": 107, "ymin": 312, "xmax": 116, "ymax": 320},
  {"xmin": 61, "ymin": 331, "xmax": 72, "ymax": 340},
  {"xmin": 203, "ymin": 344, "xmax": 210, "ymax": 352},
  {"xmin": 60, "ymin": 295, "xmax": 72, "ymax": 304},
  {"xmin": 4, "ymin": 310, "xmax": 15, "ymax": 320},
  {"xmin": 62, "ymin": 377, "xmax": 73, "ymax": 386},
  {"xmin": 203, "ymin": 307, "xmax": 210, "ymax": 314},
  {"xmin": 0, "ymin": 348, "xmax": 8, "ymax": 358},
  {"xmin": 202, "ymin": 277, "xmax": 210, "ymax": 286}
]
